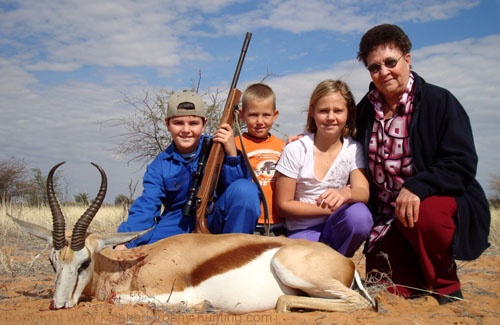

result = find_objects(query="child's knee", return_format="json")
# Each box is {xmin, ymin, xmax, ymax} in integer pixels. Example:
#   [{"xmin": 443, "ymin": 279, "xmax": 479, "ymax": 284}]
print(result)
[
  {"xmin": 226, "ymin": 179, "xmax": 259, "ymax": 200},
  {"xmin": 345, "ymin": 203, "xmax": 373, "ymax": 234}
]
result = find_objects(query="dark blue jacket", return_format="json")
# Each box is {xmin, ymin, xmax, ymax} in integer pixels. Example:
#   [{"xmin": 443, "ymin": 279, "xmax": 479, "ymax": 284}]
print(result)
[
  {"xmin": 118, "ymin": 135, "xmax": 252, "ymax": 247},
  {"xmin": 355, "ymin": 71, "xmax": 490, "ymax": 260}
]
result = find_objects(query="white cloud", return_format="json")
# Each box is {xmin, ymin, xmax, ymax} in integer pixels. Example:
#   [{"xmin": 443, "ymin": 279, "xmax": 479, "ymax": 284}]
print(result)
[
  {"xmin": 288, "ymin": 52, "xmax": 308, "ymax": 60},
  {"xmin": 207, "ymin": 0, "xmax": 480, "ymax": 35},
  {"xmin": 410, "ymin": 36, "xmax": 500, "ymax": 191},
  {"xmin": 0, "ymin": 0, "xmax": 483, "ymax": 73},
  {"xmin": 0, "ymin": 56, "xmax": 150, "ymax": 201},
  {"xmin": 0, "ymin": 57, "xmax": 38, "ymax": 99},
  {"xmin": 391, "ymin": 0, "xmax": 480, "ymax": 23},
  {"xmin": 0, "ymin": 0, "xmax": 235, "ymax": 72}
]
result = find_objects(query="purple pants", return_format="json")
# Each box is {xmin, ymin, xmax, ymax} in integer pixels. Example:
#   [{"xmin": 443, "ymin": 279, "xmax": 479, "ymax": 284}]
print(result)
[{"xmin": 287, "ymin": 202, "xmax": 373, "ymax": 257}]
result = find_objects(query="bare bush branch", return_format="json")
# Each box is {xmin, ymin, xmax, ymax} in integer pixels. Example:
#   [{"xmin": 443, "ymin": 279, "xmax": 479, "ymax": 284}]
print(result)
[
  {"xmin": 259, "ymin": 65, "xmax": 283, "ymax": 82},
  {"xmin": 104, "ymin": 90, "xmax": 173, "ymax": 166}
]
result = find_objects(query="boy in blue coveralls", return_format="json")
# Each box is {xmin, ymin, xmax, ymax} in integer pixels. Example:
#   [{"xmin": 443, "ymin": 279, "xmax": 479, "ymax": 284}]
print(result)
[{"xmin": 115, "ymin": 90, "xmax": 261, "ymax": 249}]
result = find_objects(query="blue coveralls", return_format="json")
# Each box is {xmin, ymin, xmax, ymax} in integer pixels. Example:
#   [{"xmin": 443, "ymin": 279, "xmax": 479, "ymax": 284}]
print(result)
[{"xmin": 117, "ymin": 135, "xmax": 261, "ymax": 248}]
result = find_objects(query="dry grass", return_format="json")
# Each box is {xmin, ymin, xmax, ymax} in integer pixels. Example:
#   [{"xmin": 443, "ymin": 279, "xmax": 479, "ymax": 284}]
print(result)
[
  {"xmin": 0, "ymin": 202, "xmax": 127, "ymax": 236},
  {"xmin": 489, "ymin": 207, "xmax": 500, "ymax": 243},
  {"xmin": 0, "ymin": 202, "xmax": 127, "ymax": 277},
  {"xmin": 2, "ymin": 203, "xmax": 498, "ymax": 242}
]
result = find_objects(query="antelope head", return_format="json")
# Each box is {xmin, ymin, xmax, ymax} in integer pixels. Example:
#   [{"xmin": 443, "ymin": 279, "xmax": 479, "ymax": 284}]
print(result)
[{"xmin": 8, "ymin": 162, "xmax": 150, "ymax": 309}]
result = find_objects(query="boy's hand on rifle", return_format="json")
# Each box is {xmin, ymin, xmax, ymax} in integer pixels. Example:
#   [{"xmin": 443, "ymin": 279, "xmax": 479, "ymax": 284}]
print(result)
[{"xmin": 213, "ymin": 123, "xmax": 237, "ymax": 157}]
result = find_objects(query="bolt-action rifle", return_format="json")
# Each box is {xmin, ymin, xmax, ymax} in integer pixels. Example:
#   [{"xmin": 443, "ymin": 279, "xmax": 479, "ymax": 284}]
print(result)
[
  {"xmin": 187, "ymin": 32, "xmax": 252, "ymax": 233},
  {"xmin": 182, "ymin": 136, "xmax": 213, "ymax": 218}
]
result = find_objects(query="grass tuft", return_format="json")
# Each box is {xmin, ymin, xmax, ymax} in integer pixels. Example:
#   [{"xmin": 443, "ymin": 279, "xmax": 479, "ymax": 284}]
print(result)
[{"xmin": 0, "ymin": 202, "xmax": 126, "ymax": 277}]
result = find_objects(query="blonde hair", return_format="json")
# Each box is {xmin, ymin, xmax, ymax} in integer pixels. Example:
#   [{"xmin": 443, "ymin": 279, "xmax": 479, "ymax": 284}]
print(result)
[
  {"xmin": 242, "ymin": 83, "xmax": 276, "ymax": 111},
  {"xmin": 306, "ymin": 80, "xmax": 356, "ymax": 137}
]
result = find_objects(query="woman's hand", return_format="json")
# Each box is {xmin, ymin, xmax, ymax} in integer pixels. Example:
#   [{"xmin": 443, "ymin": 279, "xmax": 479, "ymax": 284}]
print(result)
[
  {"xmin": 213, "ymin": 123, "xmax": 237, "ymax": 157},
  {"xmin": 286, "ymin": 134, "xmax": 304, "ymax": 145},
  {"xmin": 395, "ymin": 187, "xmax": 420, "ymax": 227},
  {"xmin": 114, "ymin": 244, "xmax": 128, "ymax": 251},
  {"xmin": 316, "ymin": 185, "xmax": 351, "ymax": 212}
]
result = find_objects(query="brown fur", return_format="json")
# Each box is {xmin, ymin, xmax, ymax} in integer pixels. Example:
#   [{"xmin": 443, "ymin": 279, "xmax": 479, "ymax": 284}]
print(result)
[{"xmin": 189, "ymin": 242, "xmax": 284, "ymax": 286}]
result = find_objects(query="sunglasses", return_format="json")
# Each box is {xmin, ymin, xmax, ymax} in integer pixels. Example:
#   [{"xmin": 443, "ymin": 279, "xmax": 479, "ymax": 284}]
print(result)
[{"xmin": 367, "ymin": 55, "xmax": 404, "ymax": 73}]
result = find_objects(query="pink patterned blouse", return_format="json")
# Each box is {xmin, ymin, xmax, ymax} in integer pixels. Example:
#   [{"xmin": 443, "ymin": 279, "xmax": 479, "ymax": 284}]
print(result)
[{"xmin": 365, "ymin": 73, "xmax": 416, "ymax": 253}]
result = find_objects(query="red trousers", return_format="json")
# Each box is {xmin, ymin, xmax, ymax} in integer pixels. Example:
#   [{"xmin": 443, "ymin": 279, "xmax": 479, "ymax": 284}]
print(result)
[{"xmin": 366, "ymin": 196, "xmax": 460, "ymax": 297}]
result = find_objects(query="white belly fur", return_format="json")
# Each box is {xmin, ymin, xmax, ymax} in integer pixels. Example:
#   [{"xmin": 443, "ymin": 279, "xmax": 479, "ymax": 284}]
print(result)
[{"xmin": 115, "ymin": 248, "xmax": 299, "ymax": 313}]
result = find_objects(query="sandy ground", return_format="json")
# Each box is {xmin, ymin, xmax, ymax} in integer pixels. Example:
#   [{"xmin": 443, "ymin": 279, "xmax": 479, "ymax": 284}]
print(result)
[{"xmin": 0, "ymin": 233, "xmax": 499, "ymax": 325}]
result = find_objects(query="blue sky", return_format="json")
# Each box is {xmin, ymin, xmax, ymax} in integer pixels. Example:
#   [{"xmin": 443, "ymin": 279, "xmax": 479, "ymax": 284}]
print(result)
[{"xmin": 1, "ymin": 0, "xmax": 499, "ymax": 203}]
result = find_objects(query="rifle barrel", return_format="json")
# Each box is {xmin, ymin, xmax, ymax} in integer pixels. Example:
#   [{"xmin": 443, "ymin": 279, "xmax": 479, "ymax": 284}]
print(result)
[
  {"xmin": 194, "ymin": 32, "xmax": 252, "ymax": 233},
  {"xmin": 229, "ymin": 32, "xmax": 252, "ymax": 91}
]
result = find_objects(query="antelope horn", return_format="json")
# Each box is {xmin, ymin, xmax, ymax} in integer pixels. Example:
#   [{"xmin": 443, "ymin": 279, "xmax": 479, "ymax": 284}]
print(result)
[
  {"xmin": 48, "ymin": 162, "xmax": 67, "ymax": 250},
  {"xmin": 70, "ymin": 162, "xmax": 107, "ymax": 251}
]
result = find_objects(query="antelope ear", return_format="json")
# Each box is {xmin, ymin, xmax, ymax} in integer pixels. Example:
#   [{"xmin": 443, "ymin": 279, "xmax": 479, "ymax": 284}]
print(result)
[
  {"xmin": 95, "ymin": 227, "xmax": 154, "ymax": 252},
  {"xmin": 7, "ymin": 213, "xmax": 53, "ymax": 244}
]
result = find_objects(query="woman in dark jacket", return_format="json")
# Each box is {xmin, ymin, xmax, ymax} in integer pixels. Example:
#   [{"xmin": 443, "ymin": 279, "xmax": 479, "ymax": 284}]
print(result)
[{"xmin": 355, "ymin": 24, "xmax": 490, "ymax": 304}]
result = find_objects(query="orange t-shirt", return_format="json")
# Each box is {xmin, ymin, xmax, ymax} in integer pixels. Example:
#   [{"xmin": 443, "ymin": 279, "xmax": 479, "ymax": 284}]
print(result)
[{"xmin": 235, "ymin": 133, "xmax": 285, "ymax": 224}]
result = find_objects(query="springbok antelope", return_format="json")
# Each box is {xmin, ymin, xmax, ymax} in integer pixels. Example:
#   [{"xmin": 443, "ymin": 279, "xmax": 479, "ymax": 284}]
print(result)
[{"xmin": 8, "ymin": 162, "xmax": 376, "ymax": 313}]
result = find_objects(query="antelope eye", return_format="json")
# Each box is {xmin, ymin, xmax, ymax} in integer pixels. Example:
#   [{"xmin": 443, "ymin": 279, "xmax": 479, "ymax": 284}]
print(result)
[{"xmin": 78, "ymin": 258, "xmax": 92, "ymax": 273}]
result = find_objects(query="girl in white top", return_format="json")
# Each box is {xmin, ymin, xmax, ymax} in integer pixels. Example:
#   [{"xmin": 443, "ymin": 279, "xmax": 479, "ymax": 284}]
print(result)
[{"xmin": 276, "ymin": 80, "xmax": 373, "ymax": 257}]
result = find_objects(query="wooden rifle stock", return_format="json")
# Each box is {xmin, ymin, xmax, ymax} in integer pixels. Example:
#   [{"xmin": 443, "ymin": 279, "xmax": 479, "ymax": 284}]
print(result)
[{"xmin": 195, "ymin": 32, "xmax": 252, "ymax": 233}]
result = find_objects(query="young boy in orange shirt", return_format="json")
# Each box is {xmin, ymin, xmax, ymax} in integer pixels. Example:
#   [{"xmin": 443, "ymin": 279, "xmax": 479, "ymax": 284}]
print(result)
[{"xmin": 235, "ymin": 83, "xmax": 285, "ymax": 232}]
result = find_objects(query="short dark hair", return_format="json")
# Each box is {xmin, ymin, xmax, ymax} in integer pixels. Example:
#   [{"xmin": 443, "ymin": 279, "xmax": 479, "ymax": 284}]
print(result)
[{"xmin": 357, "ymin": 24, "xmax": 412, "ymax": 66}]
